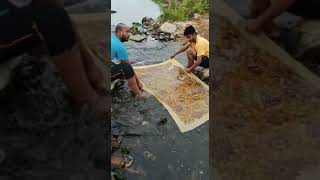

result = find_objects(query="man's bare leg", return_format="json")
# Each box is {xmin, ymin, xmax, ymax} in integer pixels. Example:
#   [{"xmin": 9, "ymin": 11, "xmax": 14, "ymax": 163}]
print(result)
[
  {"xmin": 71, "ymin": 21, "xmax": 105, "ymax": 93},
  {"xmin": 249, "ymin": 0, "xmax": 280, "ymax": 38},
  {"xmin": 135, "ymin": 75, "xmax": 143, "ymax": 91},
  {"xmin": 186, "ymin": 48, "xmax": 196, "ymax": 68},
  {"xmin": 52, "ymin": 43, "xmax": 106, "ymax": 109},
  {"xmin": 127, "ymin": 75, "xmax": 142, "ymax": 96}
]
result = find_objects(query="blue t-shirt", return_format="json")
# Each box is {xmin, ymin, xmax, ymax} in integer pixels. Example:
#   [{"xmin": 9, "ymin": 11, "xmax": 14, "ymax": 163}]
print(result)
[{"xmin": 111, "ymin": 34, "xmax": 129, "ymax": 63}]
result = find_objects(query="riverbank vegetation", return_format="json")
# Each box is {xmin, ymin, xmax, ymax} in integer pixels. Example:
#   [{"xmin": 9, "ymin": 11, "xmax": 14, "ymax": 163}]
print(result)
[{"xmin": 153, "ymin": 0, "xmax": 209, "ymax": 22}]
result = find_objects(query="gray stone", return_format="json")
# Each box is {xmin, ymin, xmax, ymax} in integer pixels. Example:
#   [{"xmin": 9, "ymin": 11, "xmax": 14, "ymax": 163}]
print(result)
[
  {"xmin": 129, "ymin": 34, "xmax": 147, "ymax": 42},
  {"xmin": 194, "ymin": 13, "xmax": 201, "ymax": 20},
  {"xmin": 159, "ymin": 22, "xmax": 177, "ymax": 34},
  {"xmin": 141, "ymin": 16, "xmax": 155, "ymax": 27}
]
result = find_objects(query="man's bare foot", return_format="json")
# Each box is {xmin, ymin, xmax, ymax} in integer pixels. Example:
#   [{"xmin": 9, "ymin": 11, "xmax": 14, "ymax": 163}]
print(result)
[{"xmin": 136, "ymin": 91, "xmax": 150, "ymax": 99}]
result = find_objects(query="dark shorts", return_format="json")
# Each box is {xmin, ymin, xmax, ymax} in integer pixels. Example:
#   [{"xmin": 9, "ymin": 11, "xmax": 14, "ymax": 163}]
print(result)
[
  {"xmin": 288, "ymin": 0, "xmax": 320, "ymax": 18},
  {"xmin": 111, "ymin": 62, "xmax": 135, "ymax": 81},
  {"xmin": 194, "ymin": 55, "xmax": 209, "ymax": 68},
  {"xmin": 0, "ymin": 1, "xmax": 76, "ymax": 61}
]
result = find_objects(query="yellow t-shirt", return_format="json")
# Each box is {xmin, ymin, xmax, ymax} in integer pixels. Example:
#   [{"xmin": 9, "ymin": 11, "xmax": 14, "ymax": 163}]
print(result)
[{"xmin": 190, "ymin": 36, "xmax": 209, "ymax": 57}]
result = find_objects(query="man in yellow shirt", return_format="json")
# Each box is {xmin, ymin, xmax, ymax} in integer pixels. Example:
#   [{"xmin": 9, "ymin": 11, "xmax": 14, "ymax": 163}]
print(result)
[{"xmin": 171, "ymin": 25, "xmax": 209, "ymax": 73}]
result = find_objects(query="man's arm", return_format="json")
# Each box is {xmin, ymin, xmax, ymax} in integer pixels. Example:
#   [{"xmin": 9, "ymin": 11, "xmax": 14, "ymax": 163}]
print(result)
[
  {"xmin": 259, "ymin": 0, "xmax": 296, "ymax": 25},
  {"xmin": 247, "ymin": 0, "xmax": 296, "ymax": 33},
  {"xmin": 171, "ymin": 43, "xmax": 191, "ymax": 58},
  {"xmin": 187, "ymin": 55, "xmax": 202, "ymax": 73}
]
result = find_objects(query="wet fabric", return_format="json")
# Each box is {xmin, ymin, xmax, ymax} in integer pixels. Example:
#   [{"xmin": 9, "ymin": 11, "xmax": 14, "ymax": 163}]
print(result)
[{"xmin": 134, "ymin": 59, "xmax": 209, "ymax": 132}]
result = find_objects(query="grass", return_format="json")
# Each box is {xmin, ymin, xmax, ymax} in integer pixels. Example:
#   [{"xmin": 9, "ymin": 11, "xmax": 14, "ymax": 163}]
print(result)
[{"xmin": 153, "ymin": 0, "xmax": 209, "ymax": 22}]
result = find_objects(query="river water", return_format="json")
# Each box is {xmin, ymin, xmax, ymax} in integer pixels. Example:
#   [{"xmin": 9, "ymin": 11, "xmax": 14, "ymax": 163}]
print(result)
[{"xmin": 111, "ymin": 0, "xmax": 209, "ymax": 180}]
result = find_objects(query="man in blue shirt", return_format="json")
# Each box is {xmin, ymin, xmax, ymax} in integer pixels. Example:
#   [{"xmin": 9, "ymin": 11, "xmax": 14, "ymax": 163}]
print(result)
[{"xmin": 111, "ymin": 23, "xmax": 145, "ymax": 97}]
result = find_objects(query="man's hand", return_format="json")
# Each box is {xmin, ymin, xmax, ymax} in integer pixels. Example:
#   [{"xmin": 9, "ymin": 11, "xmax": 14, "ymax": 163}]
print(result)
[
  {"xmin": 186, "ymin": 67, "xmax": 192, "ymax": 73},
  {"xmin": 246, "ymin": 18, "xmax": 263, "ymax": 34}
]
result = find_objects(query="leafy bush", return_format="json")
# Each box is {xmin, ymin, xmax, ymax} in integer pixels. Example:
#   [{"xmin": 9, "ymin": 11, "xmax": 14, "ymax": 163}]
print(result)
[{"xmin": 153, "ymin": 0, "xmax": 209, "ymax": 22}]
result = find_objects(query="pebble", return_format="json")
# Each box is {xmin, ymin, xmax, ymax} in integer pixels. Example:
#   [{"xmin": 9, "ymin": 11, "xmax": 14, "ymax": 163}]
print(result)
[{"xmin": 143, "ymin": 151, "xmax": 157, "ymax": 161}]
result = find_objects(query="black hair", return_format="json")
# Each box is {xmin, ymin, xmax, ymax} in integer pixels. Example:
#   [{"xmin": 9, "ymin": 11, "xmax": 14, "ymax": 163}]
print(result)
[
  {"xmin": 115, "ymin": 23, "xmax": 127, "ymax": 33},
  {"xmin": 184, "ymin": 25, "xmax": 196, "ymax": 36}
]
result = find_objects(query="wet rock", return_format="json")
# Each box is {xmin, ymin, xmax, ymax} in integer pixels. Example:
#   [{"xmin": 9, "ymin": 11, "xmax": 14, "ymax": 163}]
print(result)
[
  {"xmin": 196, "ymin": 68, "xmax": 209, "ymax": 82},
  {"xmin": 142, "ymin": 16, "xmax": 155, "ymax": 28},
  {"xmin": 129, "ymin": 34, "xmax": 147, "ymax": 42},
  {"xmin": 159, "ymin": 22, "xmax": 177, "ymax": 34},
  {"xmin": 121, "ymin": 147, "xmax": 130, "ymax": 154},
  {"xmin": 193, "ymin": 13, "xmax": 201, "ymax": 20},
  {"xmin": 130, "ymin": 22, "xmax": 142, "ymax": 35},
  {"xmin": 158, "ymin": 32, "xmax": 172, "ymax": 42},
  {"xmin": 112, "ymin": 167, "xmax": 126, "ymax": 180},
  {"xmin": 170, "ymin": 34, "xmax": 176, "ymax": 41},
  {"xmin": 158, "ymin": 118, "xmax": 168, "ymax": 125},
  {"xmin": 143, "ymin": 151, "xmax": 157, "ymax": 161}
]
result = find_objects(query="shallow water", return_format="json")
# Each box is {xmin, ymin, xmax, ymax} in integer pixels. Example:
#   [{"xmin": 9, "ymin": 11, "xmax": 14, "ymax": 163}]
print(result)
[{"xmin": 111, "ymin": 0, "xmax": 161, "ymax": 26}]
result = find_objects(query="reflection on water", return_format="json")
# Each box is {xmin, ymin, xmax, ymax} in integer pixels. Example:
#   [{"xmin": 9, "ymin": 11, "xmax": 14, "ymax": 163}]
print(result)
[{"xmin": 111, "ymin": 0, "xmax": 161, "ymax": 26}]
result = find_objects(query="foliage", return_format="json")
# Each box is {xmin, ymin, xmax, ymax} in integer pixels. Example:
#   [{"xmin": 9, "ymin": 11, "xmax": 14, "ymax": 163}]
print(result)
[{"xmin": 153, "ymin": 0, "xmax": 209, "ymax": 22}]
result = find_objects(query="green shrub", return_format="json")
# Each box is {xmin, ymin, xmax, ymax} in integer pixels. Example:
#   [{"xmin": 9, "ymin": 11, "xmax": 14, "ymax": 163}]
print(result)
[{"xmin": 153, "ymin": 0, "xmax": 209, "ymax": 21}]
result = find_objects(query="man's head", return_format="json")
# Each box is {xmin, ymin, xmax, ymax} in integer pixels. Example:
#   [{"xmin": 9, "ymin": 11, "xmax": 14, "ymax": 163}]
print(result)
[
  {"xmin": 184, "ymin": 25, "xmax": 197, "ymax": 43},
  {"xmin": 115, "ymin": 23, "xmax": 130, "ymax": 42}
]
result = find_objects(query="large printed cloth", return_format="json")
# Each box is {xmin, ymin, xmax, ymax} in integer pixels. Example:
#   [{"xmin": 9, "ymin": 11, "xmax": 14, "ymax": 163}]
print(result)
[{"xmin": 134, "ymin": 59, "xmax": 209, "ymax": 132}]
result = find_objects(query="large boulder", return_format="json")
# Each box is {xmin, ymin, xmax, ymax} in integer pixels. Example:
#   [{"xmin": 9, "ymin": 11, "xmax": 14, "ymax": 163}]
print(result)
[{"xmin": 159, "ymin": 22, "xmax": 177, "ymax": 34}]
